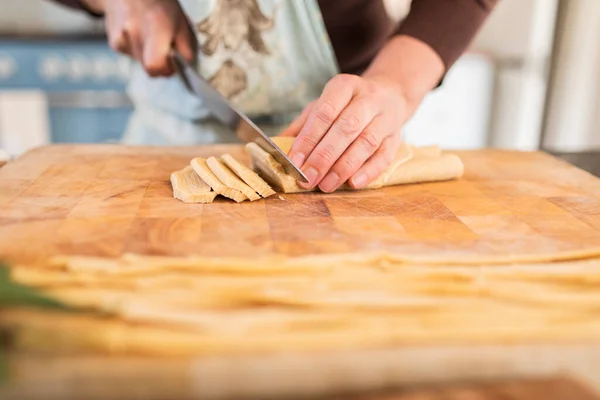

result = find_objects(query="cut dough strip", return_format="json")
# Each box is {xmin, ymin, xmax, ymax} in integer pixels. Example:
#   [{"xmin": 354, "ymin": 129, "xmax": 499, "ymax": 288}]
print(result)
[
  {"xmin": 191, "ymin": 158, "xmax": 248, "ymax": 203},
  {"xmin": 206, "ymin": 157, "xmax": 261, "ymax": 201},
  {"xmin": 246, "ymin": 142, "xmax": 307, "ymax": 193},
  {"xmin": 170, "ymin": 166, "xmax": 218, "ymax": 204},
  {"xmin": 221, "ymin": 153, "xmax": 276, "ymax": 199}
]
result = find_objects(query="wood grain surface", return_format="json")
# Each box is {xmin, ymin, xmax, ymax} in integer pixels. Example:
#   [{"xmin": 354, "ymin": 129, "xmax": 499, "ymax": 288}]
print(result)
[
  {"xmin": 1, "ymin": 144, "xmax": 600, "ymax": 265},
  {"xmin": 3, "ymin": 145, "xmax": 600, "ymax": 400},
  {"xmin": 353, "ymin": 377, "xmax": 600, "ymax": 400}
]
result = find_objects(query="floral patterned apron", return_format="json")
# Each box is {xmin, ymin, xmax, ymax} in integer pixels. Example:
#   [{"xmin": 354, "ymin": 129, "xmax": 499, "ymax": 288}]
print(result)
[{"xmin": 122, "ymin": 0, "xmax": 340, "ymax": 145}]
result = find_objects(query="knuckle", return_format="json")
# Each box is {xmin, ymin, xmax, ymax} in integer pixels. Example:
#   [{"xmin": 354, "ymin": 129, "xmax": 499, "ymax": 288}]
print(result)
[
  {"xmin": 334, "ymin": 73, "xmax": 360, "ymax": 87},
  {"xmin": 314, "ymin": 101, "xmax": 337, "ymax": 125},
  {"xmin": 297, "ymin": 134, "xmax": 319, "ymax": 149},
  {"xmin": 335, "ymin": 113, "xmax": 362, "ymax": 139},
  {"xmin": 123, "ymin": 21, "xmax": 141, "ymax": 40},
  {"xmin": 359, "ymin": 130, "xmax": 381, "ymax": 153},
  {"xmin": 338, "ymin": 156, "xmax": 358, "ymax": 177},
  {"xmin": 109, "ymin": 33, "xmax": 127, "ymax": 51},
  {"xmin": 144, "ymin": 60, "xmax": 168, "ymax": 77},
  {"xmin": 314, "ymin": 145, "xmax": 337, "ymax": 166}
]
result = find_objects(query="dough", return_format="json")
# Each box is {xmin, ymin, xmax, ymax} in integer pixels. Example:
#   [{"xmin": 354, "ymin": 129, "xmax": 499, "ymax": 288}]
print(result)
[
  {"xmin": 246, "ymin": 142, "xmax": 306, "ymax": 193},
  {"xmin": 191, "ymin": 157, "xmax": 248, "ymax": 203},
  {"xmin": 380, "ymin": 153, "xmax": 464, "ymax": 188},
  {"xmin": 351, "ymin": 142, "xmax": 413, "ymax": 189},
  {"xmin": 206, "ymin": 157, "xmax": 261, "ymax": 201},
  {"xmin": 248, "ymin": 139, "xmax": 463, "ymax": 193},
  {"xmin": 413, "ymin": 145, "xmax": 442, "ymax": 158},
  {"xmin": 221, "ymin": 153, "xmax": 276, "ymax": 199},
  {"xmin": 5, "ymin": 257, "xmax": 600, "ymax": 356},
  {"xmin": 170, "ymin": 166, "xmax": 218, "ymax": 204}
]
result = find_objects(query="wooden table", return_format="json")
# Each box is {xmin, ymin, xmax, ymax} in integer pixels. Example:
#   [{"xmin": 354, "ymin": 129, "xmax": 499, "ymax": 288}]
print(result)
[{"xmin": 2, "ymin": 145, "xmax": 600, "ymax": 399}]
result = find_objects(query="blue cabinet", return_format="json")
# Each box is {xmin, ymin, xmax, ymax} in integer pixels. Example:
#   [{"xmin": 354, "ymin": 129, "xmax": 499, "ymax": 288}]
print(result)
[{"xmin": 0, "ymin": 38, "xmax": 133, "ymax": 144}]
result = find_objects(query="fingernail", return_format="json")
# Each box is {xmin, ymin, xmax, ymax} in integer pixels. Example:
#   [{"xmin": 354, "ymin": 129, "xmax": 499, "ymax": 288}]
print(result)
[
  {"xmin": 319, "ymin": 172, "xmax": 339, "ymax": 193},
  {"xmin": 290, "ymin": 153, "xmax": 305, "ymax": 167},
  {"xmin": 299, "ymin": 166, "xmax": 318, "ymax": 189},
  {"xmin": 350, "ymin": 173, "xmax": 368, "ymax": 188}
]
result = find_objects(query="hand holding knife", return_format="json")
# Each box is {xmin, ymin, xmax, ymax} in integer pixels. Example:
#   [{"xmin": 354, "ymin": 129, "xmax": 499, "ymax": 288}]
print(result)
[{"xmin": 170, "ymin": 49, "xmax": 309, "ymax": 183}]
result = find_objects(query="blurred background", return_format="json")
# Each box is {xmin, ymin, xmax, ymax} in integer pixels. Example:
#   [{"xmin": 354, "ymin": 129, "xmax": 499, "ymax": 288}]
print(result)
[{"xmin": 0, "ymin": 0, "xmax": 598, "ymax": 162}]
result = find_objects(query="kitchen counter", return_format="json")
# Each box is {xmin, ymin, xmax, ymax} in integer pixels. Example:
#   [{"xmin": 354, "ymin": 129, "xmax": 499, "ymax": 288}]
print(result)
[{"xmin": 552, "ymin": 151, "xmax": 600, "ymax": 178}]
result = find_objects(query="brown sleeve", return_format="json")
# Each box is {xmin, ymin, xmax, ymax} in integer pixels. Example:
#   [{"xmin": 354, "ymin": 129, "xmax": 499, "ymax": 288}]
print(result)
[
  {"xmin": 396, "ymin": 0, "xmax": 499, "ymax": 71},
  {"xmin": 48, "ymin": 0, "xmax": 103, "ymax": 17}
]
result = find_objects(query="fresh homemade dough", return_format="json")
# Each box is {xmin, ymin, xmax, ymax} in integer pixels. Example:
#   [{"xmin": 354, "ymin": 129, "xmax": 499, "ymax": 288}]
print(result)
[
  {"xmin": 191, "ymin": 157, "xmax": 248, "ymax": 203},
  {"xmin": 246, "ymin": 142, "xmax": 305, "ymax": 193},
  {"xmin": 356, "ymin": 142, "xmax": 414, "ymax": 189},
  {"xmin": 170, "ymin": 166, "xmax": 218, "ymax": 204},
  {"xmin": 206, "ymin": 156, "xmax": 261, "ymax": 201},
  {"xmin": 376, "ymin": 153, "xmax": 464, "ymax": 188},
  {"xmin": 221, "ymin": 153, "xmax": 276, "ymax": 199},
  {"xmin": 173, "ymin": 138, "xmax": 461, "ymax": 202},
  {"xmin": 248, "ymin": 139, "xmax": 462, "ymax": 193},
  {"xmin": 6, "ymin": 251, "xmax": 600, "ymax": 357}
]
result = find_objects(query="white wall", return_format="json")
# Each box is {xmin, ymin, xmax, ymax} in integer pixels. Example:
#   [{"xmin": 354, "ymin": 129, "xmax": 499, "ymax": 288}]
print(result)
[
  {"xmin": 470, "ymin": 0, "xmax": 559, "ymax": 150},
  {"xmin": 388, "ymin": 0, "xmax": 560, "ymax": 150},
  {"xmin": 543, "ymin": 0, "xmax": 600, "ymax": 152}
]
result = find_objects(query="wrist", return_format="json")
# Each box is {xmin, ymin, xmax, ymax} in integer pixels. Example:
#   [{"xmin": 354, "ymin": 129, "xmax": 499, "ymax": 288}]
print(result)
[{"xmin": 363, "ymin": 35, "xmax": 444, "ymax": 113}]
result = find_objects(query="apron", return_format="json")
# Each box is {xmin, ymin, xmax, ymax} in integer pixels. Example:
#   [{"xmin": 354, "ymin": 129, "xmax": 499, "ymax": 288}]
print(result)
[{"xmin": 122, "ymin": 0, "xmax": 340, "ymax": 145}]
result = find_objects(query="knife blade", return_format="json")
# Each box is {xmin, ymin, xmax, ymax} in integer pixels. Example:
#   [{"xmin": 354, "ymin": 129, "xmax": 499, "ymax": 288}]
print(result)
[{"xmin": 170, "ymin": 50, "xmax": 309, "ymax": 183}]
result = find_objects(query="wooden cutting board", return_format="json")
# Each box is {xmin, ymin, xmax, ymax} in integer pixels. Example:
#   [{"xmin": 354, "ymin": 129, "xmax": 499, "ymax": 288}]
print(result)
[
  {"xmin": 1, "ymin": 144, "xmax": 600, "ymax": 265},
  {"xmin": 3, "ymin": 144, "xmax": 600, "ymax": 398}
]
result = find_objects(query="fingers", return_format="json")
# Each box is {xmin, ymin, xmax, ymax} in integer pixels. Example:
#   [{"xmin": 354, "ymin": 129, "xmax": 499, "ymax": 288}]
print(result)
[
  {"xmin": 348, "ymin": 133, "xmax": 404, "ymax": 189},
  {"xmin": 300, "ymin": 96, "xmax": 378, "ymax": 190},
  {"xmin": 318, "ymin": 116, "xmax": 387, "ymax": 193},
  {"xmin": 104, "ymin": 0, "xmax": 194, "ymax": 77},
  {"xmin": 143, "ymin": 9, "xmax": 176, "ymax": 76},
  {"xmin": 174, "ymin": 22, "xmax": 197, "ymax": 64},
  {"xmin": 288, "ymin": 74, "xmax": 358, "ymax": 171},
  {"xmin": 279, "ymin": 102, "xmax": 314, "ymax": 138}
]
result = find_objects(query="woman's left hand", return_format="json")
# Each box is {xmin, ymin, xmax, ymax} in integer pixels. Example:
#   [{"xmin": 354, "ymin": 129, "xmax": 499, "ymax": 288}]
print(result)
[{"xmin": 280, "ymin": 74, "xmax": 411, "ymax": 193}]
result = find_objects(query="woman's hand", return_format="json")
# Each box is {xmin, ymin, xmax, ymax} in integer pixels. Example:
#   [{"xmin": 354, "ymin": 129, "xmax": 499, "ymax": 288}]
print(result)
[
  {"xmin": 281, "ymin": 75, "xmax": 409, "ymax": 192},
  {"xmin": 83, "ymin": 0, "xmax": 197, "ymax": 76},
  {"xmin": 280, "ymin": 35, "xmax": 445, "ymax": 192}
]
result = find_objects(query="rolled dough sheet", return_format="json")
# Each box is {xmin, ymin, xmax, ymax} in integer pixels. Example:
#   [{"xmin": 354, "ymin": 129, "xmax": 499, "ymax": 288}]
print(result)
[
  {"xmin": 170, "ymin": 166, "xmax": 218, "ymax": 204},
  {"xmin": 354, "ymin": 142, "xmax": 414, "ymax": 189},
  {"xmin": 221, "ymin": 153, "xmax": 276, "ymax": 198},
  {"xmin": 383, "ymin": 153, "xmax": 464, "ymax": 187},
  {"xmin": 206, "ymin": 157, "xmax": 261, "ymax": 201},
  {"xmin": 191, "ymin": 157, "xmax": 248, "ymax": 203},
  {"xmin": 4, "ymin": 298, "xmax": 600, "ymax": 357}
]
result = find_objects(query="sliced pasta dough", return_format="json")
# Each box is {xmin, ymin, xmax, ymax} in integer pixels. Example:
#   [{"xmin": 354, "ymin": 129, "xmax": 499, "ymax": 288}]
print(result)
[
  {"xmin": 206, "ymin": 156, "xmax": 261, "ymax": 201},
  {"xmin": 246, "ymin": 142, "xmax": 308, "ymax": 193},
  {"xmin": 221, "ymin": 153, "xmax": 276, "ymax": 199},
  {"xmin": 191, "ymin": 157, "xmax": 248, "ymax": 203},
  {"xmin": 170, "ymin": 166, "xmax": 218, "ymax": 204}
]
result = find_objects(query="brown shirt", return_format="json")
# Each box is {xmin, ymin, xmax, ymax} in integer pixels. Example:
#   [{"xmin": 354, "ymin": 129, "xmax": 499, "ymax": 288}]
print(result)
[{"xmin": 51, "ymin": 0, "xmax": 497, "ymax": 75}]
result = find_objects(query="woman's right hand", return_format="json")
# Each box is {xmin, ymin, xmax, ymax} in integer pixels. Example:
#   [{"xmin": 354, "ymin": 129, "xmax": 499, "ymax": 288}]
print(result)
[{"xmin": 84, "ymin": 0, "xmax": 197, "ymax": 76}]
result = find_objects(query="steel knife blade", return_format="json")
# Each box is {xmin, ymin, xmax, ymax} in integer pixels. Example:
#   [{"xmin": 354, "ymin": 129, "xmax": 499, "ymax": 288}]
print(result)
[{"xmin": 171, "ymin": 49, "xmax": 308, "ymax": 183}]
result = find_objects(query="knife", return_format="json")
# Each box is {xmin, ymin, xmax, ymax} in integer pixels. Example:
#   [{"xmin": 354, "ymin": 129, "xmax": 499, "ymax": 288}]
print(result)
[{"xmin": 170, "ymin": 49, "xmax": 309, "ymax": 183}]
